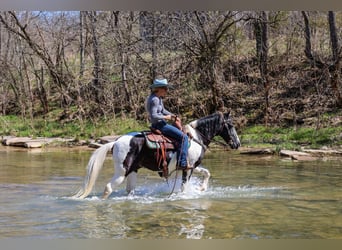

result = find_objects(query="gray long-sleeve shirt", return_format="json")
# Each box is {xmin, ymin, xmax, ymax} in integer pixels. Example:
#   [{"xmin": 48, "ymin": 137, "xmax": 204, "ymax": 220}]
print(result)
[{"xmin": 145, "ymin": 93, "xmax": 172, "ymax": 125}]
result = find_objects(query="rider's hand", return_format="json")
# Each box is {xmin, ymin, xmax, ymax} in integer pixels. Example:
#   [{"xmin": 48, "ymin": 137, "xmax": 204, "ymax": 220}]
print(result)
[{"xmin": 165, "ymin": 114, "xmax": 174, "ymax": 121}]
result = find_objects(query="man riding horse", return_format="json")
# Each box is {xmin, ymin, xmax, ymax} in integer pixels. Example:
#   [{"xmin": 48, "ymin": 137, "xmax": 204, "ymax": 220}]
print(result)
[
  {"xmin": 72, "ymin": 78, "xmax": 240, "ymax": 199},
  {"xmin": 145, "ymin": 78, "xmax": 190, "ymax": 170}
]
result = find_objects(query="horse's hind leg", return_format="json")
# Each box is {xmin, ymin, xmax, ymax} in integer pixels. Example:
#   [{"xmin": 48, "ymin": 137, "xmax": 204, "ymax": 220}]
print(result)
[
  {"xmin": 193, "ymin": 165, "xmax": 211, "ymax": 191},
  {"xmin": 102, "ymin": 167, "xmax": 126, "ymax": 199}
]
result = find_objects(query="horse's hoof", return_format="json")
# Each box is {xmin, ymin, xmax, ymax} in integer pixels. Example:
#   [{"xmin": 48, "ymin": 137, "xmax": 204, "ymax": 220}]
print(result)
[
  {"xmin": 102, "ymin": 190, "xmax": 111, "ymax": 200},
  {"xmin": 197, "ymin": 185, "xmax": 207, "ymax": 191},
  {"xmin": 127, "ymin": 190, "xmax": 135, "ymax": 196}
]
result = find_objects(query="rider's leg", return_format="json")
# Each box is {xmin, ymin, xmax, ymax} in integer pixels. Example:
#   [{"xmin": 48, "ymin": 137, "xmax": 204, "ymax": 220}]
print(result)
[{"xmin": 158, "ymin": 123, "xmax": 189, "ymax": 169}]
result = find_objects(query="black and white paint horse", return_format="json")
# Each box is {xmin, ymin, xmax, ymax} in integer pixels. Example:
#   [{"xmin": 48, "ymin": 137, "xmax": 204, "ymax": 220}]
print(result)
[{"xmin": 73, "ymin": 112, "xmax": 240, "ymax": 199}]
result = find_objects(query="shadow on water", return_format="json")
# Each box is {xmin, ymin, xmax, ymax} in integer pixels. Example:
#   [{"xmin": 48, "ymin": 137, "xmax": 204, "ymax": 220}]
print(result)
[{"xmin": 0, "ymin": 147, "xmax": 341, "ymax": 239}]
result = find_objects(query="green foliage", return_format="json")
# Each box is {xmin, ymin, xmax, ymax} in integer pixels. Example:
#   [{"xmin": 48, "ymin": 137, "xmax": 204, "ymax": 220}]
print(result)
[
  {"xmin": 0, "ymin": 114, "xmax": 148, "ymax": 139},
  {"xmin": 241, "ymin": 124, "xmax": 342, "ymax": 150}
]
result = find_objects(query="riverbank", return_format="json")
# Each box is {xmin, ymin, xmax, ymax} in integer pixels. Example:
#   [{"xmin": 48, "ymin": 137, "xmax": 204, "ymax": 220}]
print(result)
[{"xmin": 2, "ymin": 135, "xmax": 342, "ymax": 161}]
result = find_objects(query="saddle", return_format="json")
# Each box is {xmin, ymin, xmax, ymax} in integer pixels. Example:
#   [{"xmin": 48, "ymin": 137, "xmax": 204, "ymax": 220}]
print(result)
[
  {"xmin": 143, "ymin": 121, "xmax": 189, "ymax": 178},
  {"xmin": 143, "ymin": 128, "xmax": 177, "ymax": 178},
  {"xmin": 144, "ymin": 129, "xmax": 175, "ymax": 150}
]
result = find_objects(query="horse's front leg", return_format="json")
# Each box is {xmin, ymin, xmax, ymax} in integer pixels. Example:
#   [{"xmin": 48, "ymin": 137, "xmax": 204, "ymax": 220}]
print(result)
[
  {"xmin": 180, "ymin": 170, "xmax": 188, "ymax": 192},
  {"xmin": 193, "ymin": 165, "xmax": 211, "ymax": 191},
  {"xmin": 126, "ymin": 171, "xmax": 137, "ymax": 195}
]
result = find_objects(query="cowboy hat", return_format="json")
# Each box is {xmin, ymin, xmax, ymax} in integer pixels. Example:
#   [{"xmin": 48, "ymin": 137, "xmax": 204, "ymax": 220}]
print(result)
[{"xmin": 150, "ymin": 78, "xmax": 173, "ymax": 89}]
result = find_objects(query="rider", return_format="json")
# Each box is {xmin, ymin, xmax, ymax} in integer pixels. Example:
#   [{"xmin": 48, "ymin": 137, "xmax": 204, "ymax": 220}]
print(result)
[{"xmin": 145, "ymin": 78, "xmax": 190, "ymax": 170}]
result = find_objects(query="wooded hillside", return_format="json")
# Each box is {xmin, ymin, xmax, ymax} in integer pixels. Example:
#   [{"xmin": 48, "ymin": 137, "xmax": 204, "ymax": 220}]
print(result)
[{"xmin": 1, "ymin": 11, "xmax": 342, "ymax": 130}]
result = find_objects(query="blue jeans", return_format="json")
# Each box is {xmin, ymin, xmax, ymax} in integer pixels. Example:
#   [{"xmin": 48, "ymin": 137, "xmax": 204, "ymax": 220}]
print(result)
[{"xmin": 152, "ymin": 120, "xmax": 189, "ymax": 167}]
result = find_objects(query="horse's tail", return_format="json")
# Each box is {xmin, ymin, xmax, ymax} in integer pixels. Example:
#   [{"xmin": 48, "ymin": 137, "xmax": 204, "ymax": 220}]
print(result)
[{"xmin": 72, "ymin": 141, "xmax": 116, "ymax": 199}]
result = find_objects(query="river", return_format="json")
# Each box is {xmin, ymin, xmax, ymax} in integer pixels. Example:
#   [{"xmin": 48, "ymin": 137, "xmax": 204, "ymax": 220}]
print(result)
[{"xmin": 0, "ymin": 145, "xmax": 341, "ymax": 239}]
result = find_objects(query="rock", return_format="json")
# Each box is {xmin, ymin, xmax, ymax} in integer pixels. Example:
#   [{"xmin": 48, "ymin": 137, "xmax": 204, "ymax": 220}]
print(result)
[
  {"xmin": 302, "ymin": 149, "xmax": 342, "ymax": 156},
  {"xmin": 279, "ymin": 149, "xmax": 319, "ymax": 161},
  {"xmin": 1, "ymin": 136, "xmax": 73, "ymax": 148},
  {"xmin": 290, "ymin": 155, "xmax": 318, "ymax": 161},
  {"xmin": 2, "ymin": 137, "xmax": 32, "ymax": 146},
  {"xmin": 240, "ymin": 148, "xmax": 274, "ymax": 155},
  {"xmin": 279, "ymin": 150, "xmax": 311, "ymax": 157},
  {"xmin": 25, "ymin": 141, "xmax": 44, "ymax": 148}
]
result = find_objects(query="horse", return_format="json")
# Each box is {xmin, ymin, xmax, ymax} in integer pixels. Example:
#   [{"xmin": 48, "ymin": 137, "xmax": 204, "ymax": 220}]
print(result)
[{"xmin": 72, "ymin": 111, "xmax": 240, "ymax": 199}]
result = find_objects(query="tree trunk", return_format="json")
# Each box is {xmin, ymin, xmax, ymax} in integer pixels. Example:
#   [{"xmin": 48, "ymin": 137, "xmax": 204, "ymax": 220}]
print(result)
[
  {"xmin": 79, "ymin": 11, "xmax": 85, "ymax": 78},
  {"xmin": 255, "ymin": 11, "xmax": 270, "ymax": 125},
  {"xmin": 328, "ymin": 11, "xmax": 339, "ymax": 62},
  {"xmin": 37, "ymin": 66, "xmax": 49, "ymax": 114},
  {"xmin": 150, "ymin": 12, "xmax": 158, "ymax": 79},
  {"xmin": 87, "ymin": 11, "xmax": 102, "ymax": 104},
  {"xmin": 302, "ymin": 11, "xmax": 314, "ymax": 62},
  {"xmin": 328, "ymin": 11, "xmax": 342, "ymax": 107},
  {"xmin": 301, "ymin": 11, "xmax": 324, "ymax": 68}
]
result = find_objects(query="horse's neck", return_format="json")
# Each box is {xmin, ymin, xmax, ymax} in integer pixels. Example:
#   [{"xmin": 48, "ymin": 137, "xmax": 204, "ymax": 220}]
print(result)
[
  {"xmin": 185, "ymin": 120, "xmax": 217, "ymax": 146},
  {"xmin": 188, "ymin": 113, "xmax": 224, "ymax": 144},
  {"xmin": 184, "ymin": 124, "xmax": 201, "ymax": 141}
]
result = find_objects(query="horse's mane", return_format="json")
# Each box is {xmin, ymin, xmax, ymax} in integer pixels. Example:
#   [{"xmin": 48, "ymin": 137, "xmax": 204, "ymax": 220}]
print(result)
[{"xmin": 189, "ymin": 112, "xmax": 224, "ymax": 143}]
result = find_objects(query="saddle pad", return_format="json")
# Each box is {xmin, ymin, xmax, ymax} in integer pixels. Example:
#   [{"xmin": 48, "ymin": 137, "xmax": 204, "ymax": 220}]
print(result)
[{"xmin": 144, "ymin": 133, "xmax": 175, "ymax": 150}]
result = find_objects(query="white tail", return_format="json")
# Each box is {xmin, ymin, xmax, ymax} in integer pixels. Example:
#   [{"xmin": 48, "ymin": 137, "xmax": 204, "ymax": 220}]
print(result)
[{"xmin": 72, "ymin": 141, "xmax": 116, "ymax": 199}]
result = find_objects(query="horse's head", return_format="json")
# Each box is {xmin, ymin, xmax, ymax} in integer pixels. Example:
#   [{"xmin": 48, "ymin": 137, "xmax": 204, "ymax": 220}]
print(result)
[{"xmin": 218, "ymin": 112, "xmax": 241, "ymax": 149}]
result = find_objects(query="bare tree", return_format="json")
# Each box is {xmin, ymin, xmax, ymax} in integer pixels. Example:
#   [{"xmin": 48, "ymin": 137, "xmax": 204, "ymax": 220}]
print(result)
[
  {"xmin": 0, "ymin": 11, "xmax": 76, "ymax": 110},
  {"xmin": 254, "ymin": 11, "xmax": 270, "ymax": 125},
  {"xmin": 181, "ymin": 11, "xmax": 243, "ymax": 112},
  {"xmin": 86, "ymin": 11, "xmax": 103, "ymax": 105},
  {"xmin": 328, "ymin": 11, "xmax": 342, "ymax": 107},
  {"xmin": 301, "ymin": 11, "xmax": 342, "ymax": 107},
  {"xmin": 301, "ymin": 11, "xmax": 324, "ymax": 67}
]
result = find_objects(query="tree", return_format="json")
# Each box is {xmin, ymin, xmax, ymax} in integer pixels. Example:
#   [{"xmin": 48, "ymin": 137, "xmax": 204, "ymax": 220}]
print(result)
[
  {"xmin": 0, "ymin": 11, "xmax": 76, "ymax": 110},
  {"xmin": 301, "ymin": 11, "xmax": 324, "ymax": 67},
  {"xmin": 181, "ymin": 11, "xmax": 243, "ymax": 112},
  {"xmin": 328, "ymin": 11, "xmax": 342, "ymax": 107},
  {"xmin": 254, "ymin": 11, "xmax": 270, "ymax": 125},
  {"xmin": 301, "ymin": 11, "xmax": 342, "ymax": 107},
  {"xmin": 87, "ymin": 11, "xmax": 103, "ymax": 104}
]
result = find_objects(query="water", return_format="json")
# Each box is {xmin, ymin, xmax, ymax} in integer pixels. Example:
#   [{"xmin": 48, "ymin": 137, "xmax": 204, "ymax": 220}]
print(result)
[{"xmin": 0, "ymin": 145, "xmax": 341, "ymax": 239}]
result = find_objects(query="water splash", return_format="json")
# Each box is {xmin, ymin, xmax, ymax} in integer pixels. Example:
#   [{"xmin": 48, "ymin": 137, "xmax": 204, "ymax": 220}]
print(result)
[{"xmin": 64, "ymin": 177, "xmax": 289, "ymax": 204}]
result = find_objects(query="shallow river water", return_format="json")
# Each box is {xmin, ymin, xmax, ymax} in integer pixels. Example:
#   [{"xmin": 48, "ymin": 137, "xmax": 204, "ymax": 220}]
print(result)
[{"xmin": 0, "ymin": 145, "xmax": 341, "ymax": 239}]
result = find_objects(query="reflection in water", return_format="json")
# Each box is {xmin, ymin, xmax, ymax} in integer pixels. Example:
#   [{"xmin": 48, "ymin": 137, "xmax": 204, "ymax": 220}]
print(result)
[
  {"xmin": 177, "ymin": 200, "xmax": 212, "ymax": 239},
  {"xmin": 78, "ymin": 201, "xmax": 130, "ymax": 238},
  {"xmin": 0, "ymin": 147, "xmax": 342, "ymax": 239},
  {"xmin": 75, "ymin": 179, "xmax": 213, "ymax": 239}
]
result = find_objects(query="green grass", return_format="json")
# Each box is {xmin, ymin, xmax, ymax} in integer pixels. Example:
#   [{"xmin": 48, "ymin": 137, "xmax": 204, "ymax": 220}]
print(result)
[
  {"xmin": 0, "ymin": 114, "xmax": 148, "ymax": 140},
  {"xmin": 240, "ymin": 125, "xmax": 342, "ymax": 150}
]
